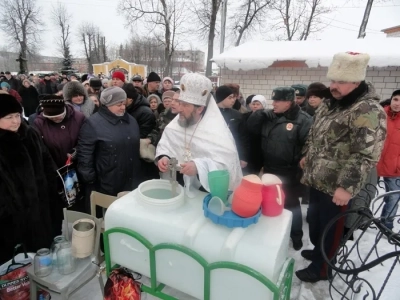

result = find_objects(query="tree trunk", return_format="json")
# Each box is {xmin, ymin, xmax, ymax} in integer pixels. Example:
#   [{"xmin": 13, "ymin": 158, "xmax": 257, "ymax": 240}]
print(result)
[
  {"xmin": 206, "ymin": 0, "xmax": 219, "ymax": 77},
  {"xmin": 358, "ymin": 0, "xmax": 374, "ymax": 38}
]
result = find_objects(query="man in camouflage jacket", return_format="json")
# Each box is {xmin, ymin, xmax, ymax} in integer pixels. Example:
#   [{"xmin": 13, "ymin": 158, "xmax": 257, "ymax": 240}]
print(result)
[{"xmin": 296, "ymin": 52, "xmax": 387, "ymax": 283}]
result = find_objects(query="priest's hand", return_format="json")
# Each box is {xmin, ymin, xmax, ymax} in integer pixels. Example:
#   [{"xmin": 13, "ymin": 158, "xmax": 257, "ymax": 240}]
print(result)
[
  {"xmin": 158, "ymin": 157, "xmax": 170, "ymax": 173},
  {"xmin": 180, "ymin": 162, "xmax": 198, "ymax": 176},
  {"xmin": 332, "ymin": 187, "xmax": 352, "ymax": 206}
]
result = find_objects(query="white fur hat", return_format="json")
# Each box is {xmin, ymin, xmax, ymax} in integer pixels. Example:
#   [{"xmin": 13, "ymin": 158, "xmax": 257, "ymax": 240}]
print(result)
[
  {"xmin": 179, "ymin": 73, "xmax": 212, "ymax": 106},
  {"xmin": 327, "ymin": 52, "xmax": 370, "ymax": 82}
]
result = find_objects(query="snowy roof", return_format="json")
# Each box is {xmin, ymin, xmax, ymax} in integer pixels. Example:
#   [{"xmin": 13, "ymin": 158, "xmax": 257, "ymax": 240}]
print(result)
[{"xmin": 212, "ymin": 38, "xmax": 400, "ymax": 71}]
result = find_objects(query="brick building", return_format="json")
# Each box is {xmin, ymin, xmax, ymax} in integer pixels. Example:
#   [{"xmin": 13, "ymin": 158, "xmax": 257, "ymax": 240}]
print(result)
[{"xmin": 213, "ymin": 38, "xmax": 400, "ymax": 108}]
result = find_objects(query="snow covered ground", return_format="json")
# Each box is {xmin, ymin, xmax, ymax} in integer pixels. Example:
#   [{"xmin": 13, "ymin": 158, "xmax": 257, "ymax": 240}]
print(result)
[{"xmin": 49, "ymin": 188, "xmax": 399, "ymax": 300}]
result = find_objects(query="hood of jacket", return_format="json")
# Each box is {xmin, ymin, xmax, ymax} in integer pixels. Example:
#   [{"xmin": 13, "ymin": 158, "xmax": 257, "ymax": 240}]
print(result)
[{"xmin": 128, "ymin": 94, "xmax": 150, "ymax": 112}]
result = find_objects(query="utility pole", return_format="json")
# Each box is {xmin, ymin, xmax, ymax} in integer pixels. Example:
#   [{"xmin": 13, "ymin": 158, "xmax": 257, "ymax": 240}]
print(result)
[
  {"xmin": 220, "ymin": 0, "xmax": 228, "ymax": 53},
  {"xmin": 358, "ymin": 0, "xmax": 374, "ymax": 38}
]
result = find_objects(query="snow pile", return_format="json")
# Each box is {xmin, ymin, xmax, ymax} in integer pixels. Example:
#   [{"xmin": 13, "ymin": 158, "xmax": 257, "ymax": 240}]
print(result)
[{"xmin": 212, "ymin": 38, "xmax": 400, "ymax": 71}]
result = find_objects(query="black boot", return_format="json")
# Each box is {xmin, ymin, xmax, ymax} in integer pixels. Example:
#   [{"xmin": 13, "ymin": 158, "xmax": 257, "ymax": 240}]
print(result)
[
  {"xmin": 301, "ymin": 249, "xmax": 316, "ymax": 261},
  {"xmin": 295, "ymin": 267, "xmax": 329, "ymax": 283},
  {"xmin": 292, "ymin": 238, "xmax": 303, "ymax": 251}
]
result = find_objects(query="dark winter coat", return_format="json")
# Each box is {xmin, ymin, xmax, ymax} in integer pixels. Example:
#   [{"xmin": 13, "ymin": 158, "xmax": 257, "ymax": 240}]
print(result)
[
  {"xmin": 33, "ymin": 105, "xmax": 86, "ymax": 168},
  {"xmin": 126, "ymin": 94, "xmax": 156, "ymax": 138},
  {"xmin": 77, "ymin": 106, "xmax": 141, "ymax": 196},
  {"xmin": 247, "ymin": 103, "xmax": 312, "ymax": 181},
  {"xmin": 38, "ymin": 79, "xmax": 57, "ymax": 95},
  {"xmin": 19, "ymin": 85, "xmax": 40, "ymax": 117},
  {"xmin": 219, "ymin": 107, "xmax": 249, "ymax": 162},
  {"xmin": 0, "ymin": 123, "xmax": 58, "ymax": 264},
  {"xmin": 242, "ymin": 111, "xmax": 263, "ymax": 175}
]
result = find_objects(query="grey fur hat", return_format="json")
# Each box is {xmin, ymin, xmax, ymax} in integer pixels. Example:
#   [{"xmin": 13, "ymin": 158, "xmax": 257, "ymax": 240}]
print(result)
[
  {"xmin": 63, "ymin": 81, "xmax": 88, "ymax": 101},
  {"xmin": 62, "ymin": 80, "xmax": 94, "ymax": 118}
]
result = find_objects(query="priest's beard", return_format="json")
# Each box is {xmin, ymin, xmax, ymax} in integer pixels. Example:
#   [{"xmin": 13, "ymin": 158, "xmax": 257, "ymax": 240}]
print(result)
[{"xmin": 178, "ymin": 112, "xmax": 197, "ymax": 128}]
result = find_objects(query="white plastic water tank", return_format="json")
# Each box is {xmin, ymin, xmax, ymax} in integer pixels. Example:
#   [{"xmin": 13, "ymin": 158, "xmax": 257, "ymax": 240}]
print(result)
[{"xmin": 105, "ymin": 180, "xmax": 292, "ymax": 300}]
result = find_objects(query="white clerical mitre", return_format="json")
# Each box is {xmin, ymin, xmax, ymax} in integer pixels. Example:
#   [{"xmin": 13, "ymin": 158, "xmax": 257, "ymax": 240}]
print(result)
[{"xmin": 156, "ymin": 73, "xmax": 243, "ymax": 197}]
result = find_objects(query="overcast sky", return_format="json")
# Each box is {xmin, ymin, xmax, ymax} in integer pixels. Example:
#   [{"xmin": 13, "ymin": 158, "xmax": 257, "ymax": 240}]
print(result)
[{"xmin": 0, "ymin": 0, "xmax": 399, "ymax": 60}]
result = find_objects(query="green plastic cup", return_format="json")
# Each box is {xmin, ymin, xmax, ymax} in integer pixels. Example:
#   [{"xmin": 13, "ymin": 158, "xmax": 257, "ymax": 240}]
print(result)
[{"xmin": 208, "ymin": 170, "xmax": 230, "ymax": 204}]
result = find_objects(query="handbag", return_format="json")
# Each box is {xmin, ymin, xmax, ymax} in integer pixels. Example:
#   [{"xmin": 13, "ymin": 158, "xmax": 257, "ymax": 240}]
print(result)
[
  {"xmin": 0, "ymin": 244, "xmax": 32, "ymax": 300},
  {"xmin": 104, "ymin": 268, "xmax": 141, "ymax": 300},
  {"xmin": 139, "ymin": 139, "xmax": 156, "ymax": 162},
  {"xmin": 56, "ymin": 156, "xmax": 82, "ymax": 207}
]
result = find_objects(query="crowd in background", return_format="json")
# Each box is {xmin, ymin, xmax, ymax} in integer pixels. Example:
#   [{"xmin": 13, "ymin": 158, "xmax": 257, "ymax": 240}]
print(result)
[{"xmin": 0, "ymin": 62, "xmax": 399, "ymax": 284}]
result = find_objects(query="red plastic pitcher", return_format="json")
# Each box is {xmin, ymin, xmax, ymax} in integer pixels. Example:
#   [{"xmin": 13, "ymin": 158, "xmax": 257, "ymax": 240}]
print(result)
[
  {"xmin": 231, "ymin": 175, "xmax": 263, "ymax": 218},
  {"xmin": 261, "ymin": 174, "xmax": 285, "ymax": 217}
]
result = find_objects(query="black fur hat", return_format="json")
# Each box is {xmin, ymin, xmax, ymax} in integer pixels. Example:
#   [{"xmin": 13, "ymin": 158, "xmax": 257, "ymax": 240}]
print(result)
[
  {"xmin": 305, "ymin": 82, "xmax": 328, "ymax": 99},
  {"xmin": 0, "ymin": 94, "xmax": 23, "ymax": 119}
]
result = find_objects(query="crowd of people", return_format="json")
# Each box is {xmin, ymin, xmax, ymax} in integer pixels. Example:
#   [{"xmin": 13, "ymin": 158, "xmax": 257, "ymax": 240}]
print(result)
[{"xmin": 0, "ymin": 50, "xmax": 399, "ymax": 287}]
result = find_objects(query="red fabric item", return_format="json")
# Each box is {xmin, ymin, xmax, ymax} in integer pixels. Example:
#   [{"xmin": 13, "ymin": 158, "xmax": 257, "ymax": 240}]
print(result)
[
  {"xmin": 112, "ymin": 71, "xmax": 125, "ymax": 82},
  {"xmin": 377, "ymin": 105, "xmax": 400, "ymax": 177},
  {"xmin": 8, "ymin": 89, "xmax": 22, "ymax": 103}
]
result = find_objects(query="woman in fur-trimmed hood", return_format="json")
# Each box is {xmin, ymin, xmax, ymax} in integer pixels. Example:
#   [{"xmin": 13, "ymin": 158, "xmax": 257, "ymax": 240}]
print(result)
[{"xmin": 63, "ymin": 81, "xmax": 95, "ymax": 118}]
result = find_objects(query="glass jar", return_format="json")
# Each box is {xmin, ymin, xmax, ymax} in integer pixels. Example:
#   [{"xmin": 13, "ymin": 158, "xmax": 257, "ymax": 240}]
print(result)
[
  {"xmin": 34, "ymin": 248, "xmax": 52, "ymax": 277},
  {"xmin": 56, "ymin": 241, "xmax": 76, "ymax": 275},
  {"xmin": 51, "ymin": 235, "xmax": 67, "ymax": 268}
]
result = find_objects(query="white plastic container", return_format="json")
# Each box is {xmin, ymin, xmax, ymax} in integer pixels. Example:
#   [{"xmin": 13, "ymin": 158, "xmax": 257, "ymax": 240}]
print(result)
[{"xmin": 105, "ymin": 180, "xmax": 292, "ymax": 300}]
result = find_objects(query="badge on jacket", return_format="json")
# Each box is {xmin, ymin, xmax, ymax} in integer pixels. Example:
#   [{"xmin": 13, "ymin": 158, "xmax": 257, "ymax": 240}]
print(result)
[{"xmin": 286, "ymin": 123, "xmax": 293, "ymax": 131}]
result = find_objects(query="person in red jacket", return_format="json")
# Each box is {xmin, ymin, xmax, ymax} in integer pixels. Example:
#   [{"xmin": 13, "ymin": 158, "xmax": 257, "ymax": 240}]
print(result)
[{"xmin": 377, "ymin": 89, "xmax": 400, "ymax": 230}]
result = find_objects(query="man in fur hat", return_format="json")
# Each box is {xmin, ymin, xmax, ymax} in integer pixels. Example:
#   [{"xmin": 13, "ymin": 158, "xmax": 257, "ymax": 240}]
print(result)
[
  {"xmin": 291, "ymin": 84, "xmax": 308, "ymax": 108},
  {"xmin": 296, "ymin": 52, "xmax": 387, "ymax": 282}
]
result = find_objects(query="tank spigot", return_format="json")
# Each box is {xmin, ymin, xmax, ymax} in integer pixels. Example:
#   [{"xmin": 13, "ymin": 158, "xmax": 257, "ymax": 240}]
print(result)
[{"xmin": 168, "ymin": 157, "xmax": 180, "ymax": 196}]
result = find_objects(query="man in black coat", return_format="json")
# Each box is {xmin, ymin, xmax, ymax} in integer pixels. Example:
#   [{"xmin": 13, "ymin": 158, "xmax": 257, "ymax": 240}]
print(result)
[
  {"xmin": 77, "ymin": 87, "xmax": 141, "ymax": 207},
  {"xmin": 247, "ymin": 87, "xmax": 312, "ymax": 250},
  {"xmin": 216, "ymin": 85, "xmax": 249, "ymax": 169},
  {"xmin": 3, "ymin": 71, "xmax": 20, "ymax": 91}
]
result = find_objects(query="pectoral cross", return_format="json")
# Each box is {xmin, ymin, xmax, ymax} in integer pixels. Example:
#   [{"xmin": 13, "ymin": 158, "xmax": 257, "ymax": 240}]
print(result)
[{"xmin": 183, "ymin": 148, "xmax": 192, "ymax": 163}]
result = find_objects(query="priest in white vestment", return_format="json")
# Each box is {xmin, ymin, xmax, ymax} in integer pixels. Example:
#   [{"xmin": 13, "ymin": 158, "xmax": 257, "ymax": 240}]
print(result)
[{"xmin": 155, "ymin": 73, "xmax": 242, "ymax": 197}]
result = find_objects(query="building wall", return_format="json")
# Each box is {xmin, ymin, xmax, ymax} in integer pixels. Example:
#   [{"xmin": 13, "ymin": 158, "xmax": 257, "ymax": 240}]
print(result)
[{"xmin": 221, "ymin": 66, "xmax": 400, "ymax": 108}]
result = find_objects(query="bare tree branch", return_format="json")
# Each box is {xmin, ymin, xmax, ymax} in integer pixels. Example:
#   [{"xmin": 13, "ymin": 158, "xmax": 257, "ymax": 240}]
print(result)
[
  {"xmin": 230, "ymin": 0, "xmax": 274, "ymax": 46},
  {"xmin": 0, "ymin": 0, "xmax": 44, "ymax": 72},
  {"xmin": 119, "ymin": 0, "xmax": 189, "ymax": 76},
  {"xmin": 51, "ymin": 1, "xmax": 72, "ymax": 60},
  {"xmin": 270, "ymin": 0, "xmax": 333, "ymax": 41}
]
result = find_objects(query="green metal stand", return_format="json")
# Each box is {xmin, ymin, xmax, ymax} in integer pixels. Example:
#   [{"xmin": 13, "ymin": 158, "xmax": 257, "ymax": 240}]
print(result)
[{"xmin": 104, "ymin": 227, "xmax": 294, "ymax": 300}]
